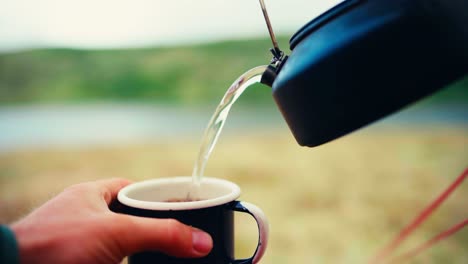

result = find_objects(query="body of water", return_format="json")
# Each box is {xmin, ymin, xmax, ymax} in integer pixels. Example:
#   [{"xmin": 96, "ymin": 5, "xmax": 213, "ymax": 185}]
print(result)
[
  {"xmin": 0, "ymin": 103, "xmax": 466, "ymax": 152},
  {"xmin": 0, "ymin": 103, "xmax": 286, "ymax": 152}
]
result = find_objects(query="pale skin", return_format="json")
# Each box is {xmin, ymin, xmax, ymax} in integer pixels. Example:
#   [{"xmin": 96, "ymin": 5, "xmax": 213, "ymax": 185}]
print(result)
[{"xmin": 10, "ymin": 178, "xmax": 213, "ymax": 264}]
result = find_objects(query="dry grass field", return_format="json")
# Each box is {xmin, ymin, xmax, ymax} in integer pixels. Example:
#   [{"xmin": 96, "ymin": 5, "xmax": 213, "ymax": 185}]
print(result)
[{"xmin": 1, "ymin": 127, "xmax": 467, "ymax": 263}]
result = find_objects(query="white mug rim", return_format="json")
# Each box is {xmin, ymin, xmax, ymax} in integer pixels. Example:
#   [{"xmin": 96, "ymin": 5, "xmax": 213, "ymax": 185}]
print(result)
[{"xmin": 117, "ymin": 176, "xmax": 241, "ymax": 211}]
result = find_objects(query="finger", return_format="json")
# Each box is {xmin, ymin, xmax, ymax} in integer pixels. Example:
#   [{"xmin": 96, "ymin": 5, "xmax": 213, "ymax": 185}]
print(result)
[
  {"xmin": 94, "ymin": 178, "xmax": 132, "ymax": 205},
  {"xmin": 112, "ymin": 215, "xmax": 213, "ymax": 258}
]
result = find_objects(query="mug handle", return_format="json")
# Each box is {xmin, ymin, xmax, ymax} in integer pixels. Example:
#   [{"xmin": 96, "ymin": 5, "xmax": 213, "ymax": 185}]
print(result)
[{"xmin": 230, "ymin": 201, "xmax": 269, "ymax": 264}]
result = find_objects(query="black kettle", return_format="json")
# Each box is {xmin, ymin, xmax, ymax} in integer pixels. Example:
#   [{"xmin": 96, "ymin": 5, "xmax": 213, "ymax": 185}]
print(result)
[{"xmin": 260, "ymin": 0, "xmax": 468, "ymax": 147}]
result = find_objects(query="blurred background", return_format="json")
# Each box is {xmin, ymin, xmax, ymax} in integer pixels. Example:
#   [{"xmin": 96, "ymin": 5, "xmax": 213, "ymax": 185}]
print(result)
[{"xmin": 0, "ymin": 0, "xmax": 467, "ymax": 263}]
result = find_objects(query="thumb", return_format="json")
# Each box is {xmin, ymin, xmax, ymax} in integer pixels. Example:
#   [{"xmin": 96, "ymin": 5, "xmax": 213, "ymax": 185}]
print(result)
[{"xmin": 111, "ymin": 214, "xmax": 213, "ymax": 258}]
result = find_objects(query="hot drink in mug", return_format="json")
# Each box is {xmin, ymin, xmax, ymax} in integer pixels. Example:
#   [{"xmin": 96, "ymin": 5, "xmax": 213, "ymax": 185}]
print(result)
[{"xmin": 113, "ymin": 176, "xmax": 268, "ymax": 264}]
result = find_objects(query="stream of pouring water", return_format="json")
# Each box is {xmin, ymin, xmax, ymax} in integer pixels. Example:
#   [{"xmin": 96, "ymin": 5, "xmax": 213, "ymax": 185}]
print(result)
[{"xmin": 187, "ymin": 65, "xmax": 268, "ymax": 200}]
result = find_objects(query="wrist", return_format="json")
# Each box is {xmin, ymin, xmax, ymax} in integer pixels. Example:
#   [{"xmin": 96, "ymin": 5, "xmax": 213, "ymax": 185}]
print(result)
[{"xmin": 10, "ymin": 221, "xmax": 52, "ymax": 264}]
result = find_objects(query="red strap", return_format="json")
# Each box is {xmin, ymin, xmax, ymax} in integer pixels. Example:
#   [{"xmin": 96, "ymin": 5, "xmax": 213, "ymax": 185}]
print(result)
[
  {"xmin": 368, "ymin": 167, "xmax": 468, "ymax": 264},
  {"xmin": 387, "ymin": 219, "xmax": 468, "ymax": 263}
]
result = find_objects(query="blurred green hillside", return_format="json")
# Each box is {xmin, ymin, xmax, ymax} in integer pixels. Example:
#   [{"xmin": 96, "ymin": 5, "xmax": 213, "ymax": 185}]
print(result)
[{"xmin": 0, "ymin": 36, "xmax": 467, "ymax": 105}]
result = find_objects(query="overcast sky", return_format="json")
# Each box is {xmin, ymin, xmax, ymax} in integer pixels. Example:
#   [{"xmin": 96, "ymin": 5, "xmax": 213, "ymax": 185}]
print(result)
[{"xmin": 0, "ymin": 0, "xmax": 342, "ymax": 51}]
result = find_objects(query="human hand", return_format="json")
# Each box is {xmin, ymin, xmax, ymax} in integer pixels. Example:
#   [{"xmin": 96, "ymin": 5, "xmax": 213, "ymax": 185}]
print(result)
[{"xmin": 10, "ymin": 178, "xmax": 213, "ymax": 264}]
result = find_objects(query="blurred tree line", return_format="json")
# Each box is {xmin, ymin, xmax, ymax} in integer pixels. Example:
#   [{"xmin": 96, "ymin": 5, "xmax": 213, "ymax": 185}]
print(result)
[{"xmin": 0, "ymin": 36, "xmax": 466, "ymax": 105}]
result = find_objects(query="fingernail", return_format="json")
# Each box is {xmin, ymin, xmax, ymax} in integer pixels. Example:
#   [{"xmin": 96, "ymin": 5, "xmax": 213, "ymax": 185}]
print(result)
[{"xmin": 192, "ymin": 229, "xmax": 213, "ymax": 255}]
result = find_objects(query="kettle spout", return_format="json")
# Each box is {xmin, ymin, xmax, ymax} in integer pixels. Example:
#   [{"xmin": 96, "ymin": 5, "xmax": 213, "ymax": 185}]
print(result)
[
  {"xmin": 260, "ymin": 52, "xmax": 288, "ymax": 88},
  {"xmin": 260, "ymin": 65, "xmax": 277, "ymax": 87}
]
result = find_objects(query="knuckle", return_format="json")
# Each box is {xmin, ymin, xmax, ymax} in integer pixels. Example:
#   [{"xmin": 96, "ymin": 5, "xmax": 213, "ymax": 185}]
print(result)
[
  {"xmin": 110, "ymin": 177, "xmax": 130, "ymax": 183},
  {"xmin": 165, "ymin": 219, "xmax": 190, "ymax": 246},
  {"xmin": 63, "ymin": 182, "xmax": 89, "ymax": 193}
]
